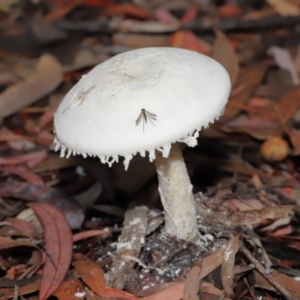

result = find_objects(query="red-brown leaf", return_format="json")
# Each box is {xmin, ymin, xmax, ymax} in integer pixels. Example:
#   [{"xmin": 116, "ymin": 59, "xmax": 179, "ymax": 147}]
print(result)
[
  {"xmin": 73, "ymin": 256, "xmax": 106, "ymax": 297},
  {"xmin": 142, "ymin": 282, "xmax": 185, "ymax": 300},
  {"xmin": 171, "ymin": 30, "xmax": 211, "ymax": 55},
  {"xmin": 28, "ymin": 203, "xmax": 73, "ymax": 300},
  {"xmin": 105, "ymin": 286, "xmax": 138, "ymax": 299}
]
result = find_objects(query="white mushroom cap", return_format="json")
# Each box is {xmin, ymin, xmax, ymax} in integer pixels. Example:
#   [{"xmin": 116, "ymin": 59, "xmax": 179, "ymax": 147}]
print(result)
[{"xmin": 54, "ymin": 47, "xmax": 231, "ymax": 169}]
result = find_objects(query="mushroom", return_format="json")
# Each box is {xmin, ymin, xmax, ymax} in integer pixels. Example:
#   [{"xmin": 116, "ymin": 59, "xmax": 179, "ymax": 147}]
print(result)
[{"xmin": 54, "ymin": 47, "xmax": 231, "ymax": 244}]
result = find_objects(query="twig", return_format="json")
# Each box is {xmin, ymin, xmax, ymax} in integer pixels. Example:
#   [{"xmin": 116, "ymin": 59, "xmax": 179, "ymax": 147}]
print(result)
[{"xmin": 240, "ymin": 244, "xmax": 297, "ymax": 300}]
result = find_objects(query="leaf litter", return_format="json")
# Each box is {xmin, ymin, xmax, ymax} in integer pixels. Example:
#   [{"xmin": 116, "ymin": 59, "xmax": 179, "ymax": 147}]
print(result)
[{"xmin": 2, "ymin": 0, "xmax": 300, "ymax": 299}]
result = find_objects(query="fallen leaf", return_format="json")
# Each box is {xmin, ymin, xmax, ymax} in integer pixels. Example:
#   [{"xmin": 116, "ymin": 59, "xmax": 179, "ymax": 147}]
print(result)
[
  {"xmin": 0, "ymin": 150, "xmax": 48, "ymax": 168},
  {"xmin": 259, "ymin": 87, "xmax": 300, "ymax": 124},
  {"xmin": 110, "ymin": 19, "xmax": 180, "ymax": 33},
  {"xmin": 196, "ymin": 236, "xmax": 240, "ymax": 280},
  {"xmin": 171, "ymin": 30, "xmax": 211, "ymax": 55},
  {"xmin": 0, "ymin": 126, "xmax": 35, "ymax": 150},
  {"xmin": 228, "ymin": 205, "xmax": 293, "ymax": 226},
  {"xmin": 73, "ymin": 229, "xmax": 110, "ymax": 242},
  {"xmin": 266, "ymin": 0, "xmax": 300, "ymax": 16},
  {"xmin": 0, "ymin": 278, "xmax": 40, "ymax": 299},
  {"xmin": 269, "ymin": 46, "xmax": 300, "ymax": 85},
  {"xmin": 44, "ymin": 2, "xmax": 79, "ymax": 22},
  {"xmin": 0, "ymin": 179, "xmax": 85, "ymax": 229},
  {"xmin": 0, "ymin": 54, "xmax": 63, "ymax": 119},
  {"xmin": 1, "ymin": 166, "xmax": 44, "ymax": 185},
  {"xmin": 105, "ymin": 286, "xmax": 138, "ymax": 299},
  {"xmin": 220, "ymin": 65, "xmax": 267, "ymax": 122},
  {"xmin": 105, "ymin": 3, "xmax": 151, "ymax": 19},
  {"xmin": 0, "ymin": 217, "xmax": 37, "ymax": 237},
  {"xmin": 113, "ymin": 33, "xmax": 170, "ymax": 48},
  {"xmin": 286, "ymin": 127, "xmax": 300, "ymax": 155},
  {"xmin": 183, "ymin": 266, "xmax": 201, "ymax": 300},
  {"xmin": 212, "ymin": 29, "xmax": 240, "ymax": 87},
  {"xmin": 54, "ymin": 278, "xmax": 85, "ymax": 300},
  {"xmin": 28, "ymin": 203, "xmax": 73, "ymax": 300},
  {"xmin": 221, "ymin": 236, "xmax": 240, "ymax": 298},
  {"xmin": 154, "ymin": 7, "xmax": 179, "ymax": 24},
  {"xmin": 74, "ymin": 255, "xmax": 106, "ymax": 297},
  {"xmin": 222, "ymin": 114, "xmax": 280, "ymax": 140},
  {"xmin": 217, "ymin": 4, "xmax": 242, "ymax": 18},
  {"xmin": 181, "ymin": 4, "xmax": 198, "ymax": 24},
  {"xmin": 143, "ymin": 282, "xmax": 185, "ymax": 300}
]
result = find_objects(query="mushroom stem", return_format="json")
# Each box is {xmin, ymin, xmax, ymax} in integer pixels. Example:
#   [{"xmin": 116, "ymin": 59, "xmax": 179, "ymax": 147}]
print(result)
[{"xmin": 155, "ymin": 143, "xmax": 200, "ymax": 244}]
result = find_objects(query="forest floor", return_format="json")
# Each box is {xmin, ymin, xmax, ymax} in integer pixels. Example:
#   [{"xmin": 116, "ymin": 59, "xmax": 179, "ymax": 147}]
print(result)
[{"xmin": 1, "ymin": 0, "xmax": 300, "ymax": 299}]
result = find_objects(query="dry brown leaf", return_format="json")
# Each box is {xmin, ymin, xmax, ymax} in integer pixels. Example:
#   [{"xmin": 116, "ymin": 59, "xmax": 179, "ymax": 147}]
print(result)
[
  {"xmin": 109, "ymin": 19, "xmax": 180, "ymax": 33},
  {"xmin": 269, "ymin": 46, "xmax": 300, "ymax": 85},
  {"xmin": 196, "ymin": 236, "xmax": 240, "ymax": 280},
  {"xmin": 54, "ymin": 278, "xmax": 85, "ymax": 300},
  {"xmin": 221, "ymin": 236, "xmax": 240, "ymax": 298},
  {"xmin": 113, "ymin": 33, "xmax": 170, "ymax": 48},
  {"xmin": 266, "ymin": 0, "xmax": 300, "ymax": 16},
  {"xmin": 220, "ymin": 65, "xmax": 268, "ymax": 122},
  {"xmin": 32, "ymin": 153, "xmax": 82, "ymax": 173},
  {"xmin": 142, "ymin": 282, "xmax": 185, "ymax": 300},
  {"xmin": 0, "ymin": 54, "xmax": 63, "ymax": 120},
  {"xmin": 228, "ymin": 205, "xmax": 293, "ymax": 226},
  {"xmin": 212, "ymin": 29, "xmax": 240, "ymax": 87},
  {"xmin": 183, "ymin": 266, "xmax": 201, "ymax": 300},
  {"xmin": 0, "ymin": 278, "xmax": 41, "ymax": 299},
  {"xmin": 74, "ymin": 256, "xmax": 106, "ymax": 298},
  {"xmin": 286, "ymin": 127, "xmax": 300, "ymax": 155},
  {"xmin": 251, "ymin": 270, "xmax": 300, "ymax": 298},
  {"xmin": 260, "ymin": 87, "xmax": 300, "ymax": 124},
  {"xmin": 201, "ymin": 282, "xmax": 226, "ymax": 297}
]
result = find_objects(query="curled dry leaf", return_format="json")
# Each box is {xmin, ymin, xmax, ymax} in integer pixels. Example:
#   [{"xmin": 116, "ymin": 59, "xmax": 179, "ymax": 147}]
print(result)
[
  {"xmin": 142, "ymin": 282, "xmax": 185, "ymax": 300},
  {"xmin": 220, "ymin": 66, "xmax": 267, "ymax": 123},
  {"xmin": 53, "ymin": 278, "xmax": 85, "ymax": 300},
  {"xmin": 228, "ymin": 205, "xmax": 293, "ymax": 226},
  {"xmin": 73, "ymin": 255, "xmax": 106, "ymax": 298},
  {"xmin": 181, "ymin": 4, "xmax": 198, "ymax": 24},
  {"xmin": 266, "ymin": 0, "xmax": 300, "ymax": 16},
  {"xmin": 113, "ymin": 33, "xmax": 170, "ymax": 48},
  {"xmin": 221, "ymin": 236, "xmax": 240, "ymax": 298},
  {"xmin": 0, "ymin": 54, "xmax": 63, "ymax": 119},
  {"xmin": 171, "ymin": 30, "xmax": 211, "ymax": 55},
  {"xmin": 0, "ymin": 126, "xmax": 35, "ymax": 150},
  {"xmin": 0, "ymin": 179, "xmax": 85, "ymax": 229},
  {"xmin": 27, "ymin": 203, "xmax": 73, "ymax": 300},
  {"xmin": 104, "ymin": 3, "xmax": 151, "ymax": 19},
  {"xmin": 109, "ymin": 19, "xmax": 180, "ymax": 33},
  {"xmin": 1, "ymin": 166, "xmax": 44, "ymax": 186},
  {"xmin": 286, "ymin": 127, "xmax": 300, "ymax": 155},
  {"xmin": 183, "ymin": 266, "xmax": 201, "ymax": 300},
  {"xmin": 72, "ymin": 229, "xmax": 110, "ymax": 242},
  {"xmin": 0, "ymin": 278, "xmax": 41, "ymax": 299},
  {"xmin": 154, "ymin": 7, "xmax": 179, "ymax": 24},
  {"xmin": 0, "ymin": 150, "xmax": 48, "ymax": 168},
  {"xmin": 195, "ymin": 236, "xmax": 241, "ymax": 280},
  {"xmin": 0, "ymin": 217, "xmax": 37, "ymax": 237},
  {"xmin": 105, "ymin": 286, "xmax": 137, "ymax": 299},
  {"xmin": 212, "ymin": 29, "xmax": 240, "ymax": 87},
  {"xmin": 0, "ymin": 235, "xmax": 44, "ymax": 266},
  {"xmin": 269, "ymin": 46, "xmax": 300, "ymax": 85}
]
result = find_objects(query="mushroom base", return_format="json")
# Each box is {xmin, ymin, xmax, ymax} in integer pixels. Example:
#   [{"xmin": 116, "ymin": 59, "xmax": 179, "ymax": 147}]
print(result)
[{"xmin": 155, "ymin": 143, "xmax": 200, "ymax": 244}]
